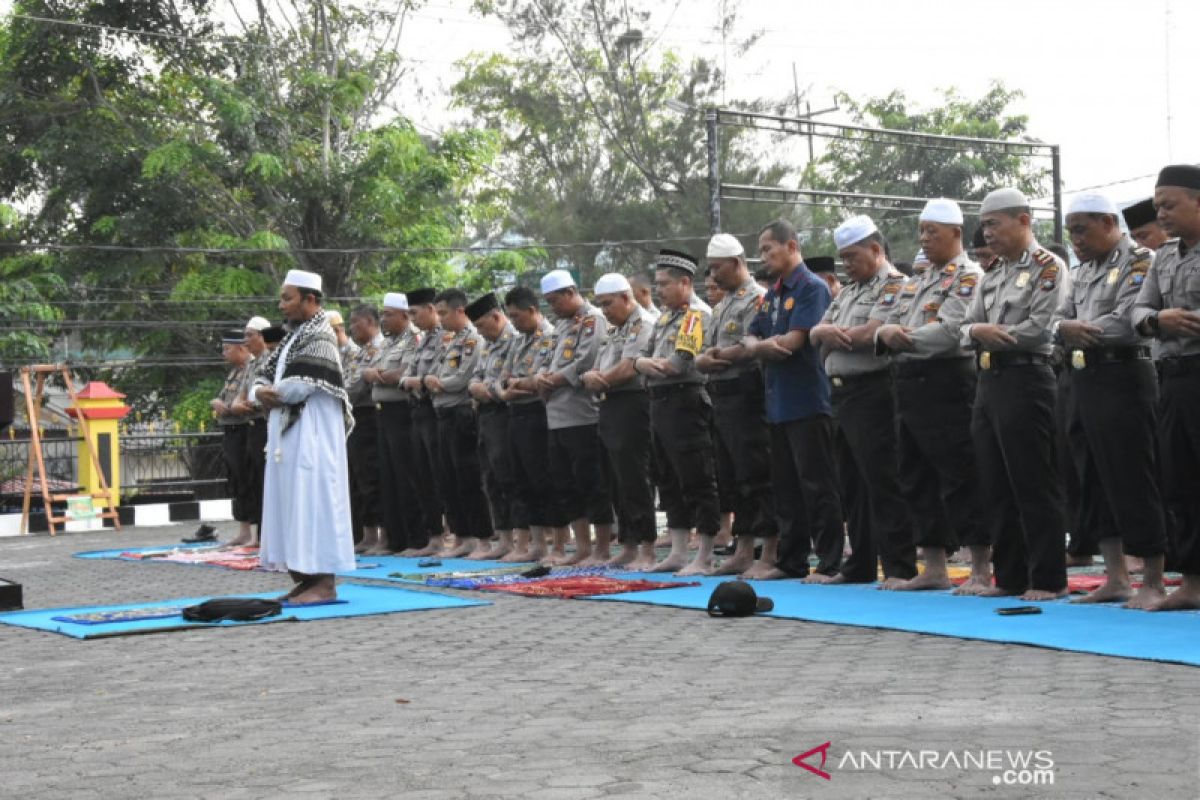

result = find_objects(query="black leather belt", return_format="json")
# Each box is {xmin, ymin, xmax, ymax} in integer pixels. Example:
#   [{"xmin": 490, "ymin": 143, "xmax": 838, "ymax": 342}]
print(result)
[
  {"xmin": 828, "ymin": 370, "xmax": 889, "ymax": 389},
  {"xmin": 1157, "ymin": 354, "xmax": 1200, "ymax": 378},
  {"xmin": 976, "ymin": 351, "xmax": 1052, "ymax": 370},
  {"xmin": 891, "ymin": 357, "xmax": 973, "ymax": 379},
  {"xmin": 646, "ymin": 382, "xmax": 703, "ymax": 400},
  {"xmin": 1066, "ymin": 346, "xmax": 1151, "ymax": 370}
]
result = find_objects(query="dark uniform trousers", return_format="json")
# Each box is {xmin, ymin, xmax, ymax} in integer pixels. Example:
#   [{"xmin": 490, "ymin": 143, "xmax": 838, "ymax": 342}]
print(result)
[
  {"xmin": 1068, "ymin": 356, "xmax": 1166, "ymax": 558},
  {"xmin": 377, "ymin": 401, "xmax": 420, "ymax": 551},
  {"xmin": 892, "ymin": 358, "xmax": 986, "ymax": 552},
  {"xmin": 410, "ymin": 399, "xmax": 444, "ymax": 548},
  {"xmin": 507, "ymin": 402, "xmax": 554, "ymax": 529},
  {"xmin": 597, "ymin": 390, "xmax": 656, "ymax": 544},
  {"xmin": 221, "ymin": 423, "xmax": 255, "ymax": 524},
  {"xmin": 709, "ymin": 373, "xmax": 777, "ymax": 539},
  {"xmin": 546, "ymin": 423, "xmax": 614, "ymax": 527},
  {"xmin": 348, "ymin": 405, "xmax": 382, "ymax": 542},
  {"xmin": 971, "ymin": 361, "xmax": 1066, "ymax": 594},
  {"xmin": 477, "ymin": 403, "xmax": 516, "ymax": 532},
  {"xmin": 1057, "ymin": 358, "xmax": 1089, "ymax": 558},
  {"xmin": 769, "ymin": 414, "xmax": 843, "ymax": 577},
  {"xmin": 831, "ymin": 370, "xmax": 917, "ymax": 582},
  {"xmin": 648, "ymin": 383, "xmax": 719, "ymax": 536},
  {"xmin": 244, "ymin": 419, "xmax": 266, "ymax": 526},
  {"xmin": 1157, "ymin": 358, "xmax": 1200, "ymax": 573},
  {"xmin": 436, "ymin": 404, "xmax": 494, "ymax": 540}
]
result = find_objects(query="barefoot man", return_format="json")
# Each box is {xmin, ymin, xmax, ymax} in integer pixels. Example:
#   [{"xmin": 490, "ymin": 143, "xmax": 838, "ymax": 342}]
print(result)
[
  {"xmin": 1133, "ymin": 164, "xmax": 1200, "ymax": 610},
  {"xmin": 250, "ymin": 270, "xmax": 356, "ymax": 603},
  {"xmin": 874, "ymin": 198, "xmax": 989, "ymax": 592}
]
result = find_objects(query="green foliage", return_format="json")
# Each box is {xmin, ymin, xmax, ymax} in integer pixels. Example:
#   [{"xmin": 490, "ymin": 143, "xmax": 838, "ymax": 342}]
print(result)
[{"xmin": 170, "ymin": 377, "xmax": 224, "ymax": 431}]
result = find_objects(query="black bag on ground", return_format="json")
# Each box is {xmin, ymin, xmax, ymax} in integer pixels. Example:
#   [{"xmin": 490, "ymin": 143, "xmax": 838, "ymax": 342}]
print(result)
[{"xmin": 181, "ymin": 597, "xmax": 283, "ymax": 623}]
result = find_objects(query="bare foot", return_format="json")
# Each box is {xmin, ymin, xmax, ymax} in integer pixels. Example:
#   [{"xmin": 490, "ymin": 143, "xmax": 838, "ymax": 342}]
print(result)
[
  {"xmin": 607, "ymin": 548, "xmax": 639, "ymax": 567},
  {"xmin": 952, "ymin": 575, "xmax": 994, "ymax": 596},
  {"xmin": 443, "ymin": 538, "xmax": 477, "ymax": 558},
  {"xmin": 893, "ymin": 571, "xmax": 952, "ymax": 591},
  {"xmin": 710, "ymin": 556, "xmax": 754, "ymax": 576},
  {"xmin": 501, "ymin": 548, "xmax": 531, "ymax": 563},
  {"xmin": 1124, "ymin": 584, "xmax": 1167, "ymax": 610},
  {"xmin": 878, "ymin": 576, "xmax": 911, "ymax": 591},
  {"xmin": 364, "ymin": 545, "xmax": 392, "ymax": 556},
  {"xmin": 676, "ymin": 555, "xmax": 714, "ymax": 577},
  {"xmin": 740, "ymin": 560, "xmax": 777, "ymax": 580},
  {"xmin": 354, "ymin": 541, "xmax": 371, "ymax": 554},
  {"xmin": 1147, "ymin": 587, "xmax": 1200, "ymax": 611},
  {"xmin": 1021, "ymin": 588, "xmax": 1068, "ymax": 602},
  {"xmin": 465, "ymin": 543, "xmax": 497, "ymax": 561},
  {"xmin": 287, "ymin": 585, "xmax": 337, "ymax": 605},
  {"xmin": 977, "ymin": 586, "xmax": 1019, "ymax": 597},
  {"xmin": 408, "ymin": 543, "xmax": 441, "ymax": 557},
  {"xmin": 1072, "ymin": 580, "xmax": 1133, "ymax": 604},
  {"xmin": 649, "ymin": 554, "xmax": 688, "ymax": 573},
  {"xmin": 752, "ymin": 567, "xmax": 791, "ymax": 580},
  {"xmin": 1065, "ymin": 553, "xmax": 1095, "ymax": 568},
  {"xmin": 803, "ymin": 572, "xmax": 844, "ymax": 585},
  {"xmin": 654, "ymin": 533, "xmax": 672, "ymax": 548},
  {"xmin": 1125, "ymin": 556, "xmax": 1145, "ymax": 575}
]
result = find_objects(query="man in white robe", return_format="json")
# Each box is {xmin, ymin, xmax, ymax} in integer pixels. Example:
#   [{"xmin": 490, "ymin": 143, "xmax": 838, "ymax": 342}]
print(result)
[{"xmin": 250, "ymin": 269, "xmax": 356, "ymax": 603}]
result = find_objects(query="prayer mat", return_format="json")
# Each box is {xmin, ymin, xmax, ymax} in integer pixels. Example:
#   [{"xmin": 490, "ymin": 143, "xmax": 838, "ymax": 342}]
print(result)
[
  {"xmin": 74, "ymin": 545, "xmax": 380, "ymax": 574},
  {"xmin": 583, "ymin": 575, "xmax": 1200, "ymax": 667},
  {"xmin": 388, "ymin": 565, "xmax": 530, "ymax": 583},
  {"xmin": 0, "ymin": 584, "xmax": 489, "ymax": 639},
  {"xmin": 482, "ymin": 575, "xmax": 700, "ymax": 599},
  {"xmin": 336, "ymin": 555, "xmax": 533, "ymax": 581}
]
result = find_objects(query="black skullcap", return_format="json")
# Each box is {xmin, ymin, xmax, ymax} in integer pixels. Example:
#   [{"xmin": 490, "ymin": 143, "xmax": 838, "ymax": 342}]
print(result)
[
  {"xmin": 465, "ymin": 292, "xmax": 500, "ymax": 322},
  {"xmin": 262, "ymin": 326, "xmax": 286, "ymax": 344},
  {"xmin": 806, "ymin": 256, "xmax": 836, "ymax": 274},
  {"xmin": 1156, "ymin": 164, "xmax": 1200, "ymax": 191},
  {"xmin": 654, "ymin": 249, "xmax": 698, "ymax": 275},
  {"xmin": 221, "ymin": 328, "xmax": 246, "ymax": 344},
  {"xmin": 972, "ymin": 225, "xmax": 987, "ymax": 249},
  {"xmin": 1122, "ymin": 198, "xmax": 1158, "ymax": 229},
  {"xmin": 406, "ymin": 287, "xmax": 438, "ymax": 306}
]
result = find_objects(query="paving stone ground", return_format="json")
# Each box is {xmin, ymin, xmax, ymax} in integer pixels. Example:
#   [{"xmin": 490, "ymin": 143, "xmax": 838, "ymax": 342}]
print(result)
[{"xmin": 1, "ymin": 523, "xmax": 1197, "ymax": 799}]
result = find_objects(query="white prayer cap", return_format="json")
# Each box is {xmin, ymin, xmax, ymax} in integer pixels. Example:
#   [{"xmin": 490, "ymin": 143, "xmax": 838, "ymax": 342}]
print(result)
[
  {"xmin": 383, "ymin": 292, "xmax": 409, "ymax": 310},
  {"xmin": 980, "ymin": 187, "xmax": 1029, "ymax": 215},
  {"xmin": 833, "ymin": 215, "xmax": 879, "ymax": 250},
  {"xmin": 326, "ymin": 310, "xmax": 344, "ymax": 327},
  {"xmin": 245, "ymin": 316, "xmax": 270, "ymax": 332},
  {"xmin": 593, "ymin": 273, "xmax": 632, "ymax": 295},
  {"xmin": 919, "ymin": 198, "xmax": 964, "ymax": 226},
  {"xmin": 706, "ymin": 233, "xmax": 745, "ymax": 259},
  {"xmin": 1067, "ymin": 192, "xmax": 1119, "ymax": 216},
  {"xmin": 540, "ymin": 269, "xmax": 576, "ymax": 294},
  {"xmin": 283, "ymin": 269, "xmax": 322, "ymax": 293}
]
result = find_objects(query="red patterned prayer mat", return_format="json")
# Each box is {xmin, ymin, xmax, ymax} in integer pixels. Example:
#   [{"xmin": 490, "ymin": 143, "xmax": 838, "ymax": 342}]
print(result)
[
  {"xmin": 119, "ymin": 547, "xmax": 262, "ymax": 571},
  {"xmin": 947, "ymin": 572, "xmax": 1182, "ymax": 593},
  {"xmin": 481, "ymin": 576, "xmax": 699, "ymax": 599}
]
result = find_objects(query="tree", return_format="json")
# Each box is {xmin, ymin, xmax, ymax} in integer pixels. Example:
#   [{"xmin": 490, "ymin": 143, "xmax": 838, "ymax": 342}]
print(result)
[
  {"xmin": 453, "ymin": 0, "xmax": 791, "ymax": 285},
  {"xmin": 800, "ymin": 83, "xmax": 1054, "ymax": 261}
]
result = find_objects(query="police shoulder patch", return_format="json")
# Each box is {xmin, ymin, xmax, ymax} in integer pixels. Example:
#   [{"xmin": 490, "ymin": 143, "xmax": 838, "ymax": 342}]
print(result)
[
  {"xmin": 1038, "ymin": 263, "xmax": 1060, "ymax": 291},
  {"xmin": 1033, "ymin": 247, "xmax": 1057, "ymax": 267},
  {"xmin": 957, "ymin": 274, "xmax": 978, "ymax": 297}
]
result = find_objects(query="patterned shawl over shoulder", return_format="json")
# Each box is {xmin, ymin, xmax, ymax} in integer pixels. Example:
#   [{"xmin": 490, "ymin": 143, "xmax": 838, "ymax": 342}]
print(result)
[{"xmin": 254, "ymin": 308, "xmax": 354, "ymax": 435}]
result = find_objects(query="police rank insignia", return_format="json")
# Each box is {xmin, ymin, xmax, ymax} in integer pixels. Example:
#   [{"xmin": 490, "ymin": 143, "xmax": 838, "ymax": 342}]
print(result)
[
  {"xmin": 1038, "ymin": 264, "xmax": 1059, "ymax": 291},
  {"xmin": 901, "ymin": 282, "xmax": 917, "ymax": 296},
  {"xmin": 464, "ymin": 338, "xmax": 477, "ymax": 356},
  {"xmin": 1016, "ymin": 271, "xmax": 1031, "ymax": 289}
]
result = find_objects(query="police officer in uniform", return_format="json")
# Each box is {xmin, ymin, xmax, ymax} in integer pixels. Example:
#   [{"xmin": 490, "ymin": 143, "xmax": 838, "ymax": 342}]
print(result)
[
  {"xmin": 537, "ymin": 270, "xmax": 615, "ymax": 566},
  {"xmin": 875, "ymin": 198, "xmax": 988, "ymax": 592},
  {"xmin": 582, "ymin": 273, "xmax": 658, "ymax": 571},
  {"xmin": 634, "ymin": 250, "xmax": 721, "ymax": 575},
  {"xmin": 695, "ymin": 233, "xmax": 777, "ymax": 576},
  {"xmin": 344, "ymin": 305, "xmax": 385, "ymax": 554},
  {"xmin": 1123, "ymin": 198, "xmax": 1170, "ymax": 252},
  {"xmin": 365, "ymin": 293, "xmax": 423, "ymax": 555},
  {"xmin": 1133, "ymin": 164, "xmax": 1200, "ymax": 610},
  {"xmin": 1053, "ymin": 192, "xmax": 1166, "ymax": 608},
  {"xmin": 499, "ymin": 286, "xmax": 557, "ymax": 562},
  {"xmin": 211, "ymin": 329, "xmax": 258, "ymax": 547},
  {"xmin": 810, "ymin": 215, "xmax": 916, "ymax": 588},
  {"xmin": 425, "ymin": 289, "xmax": 493, "ymax": 558},
  {"xmin": 400, "ymin": 287, "xmax": 446, "ymax": 556},
  {"xmin": 230, "ymin": 316, "xmax": 270, "ymax": 547},
  {"xmin": 467, "ymin": 292, "xmax": 520, "ymax": 561},
  {"xmin": 962, "ymin": 187, "xmax": 1071, "ymax": 601},
  {"xmin": 744, "ymin": 220, "xmax": 842, "ymax": 580}
]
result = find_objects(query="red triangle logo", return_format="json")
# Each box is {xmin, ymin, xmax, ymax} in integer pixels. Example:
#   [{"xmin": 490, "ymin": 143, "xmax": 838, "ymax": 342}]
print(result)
[{"xmin": 792, "ymin": 741, "xmax": 832, "ymax": 780}]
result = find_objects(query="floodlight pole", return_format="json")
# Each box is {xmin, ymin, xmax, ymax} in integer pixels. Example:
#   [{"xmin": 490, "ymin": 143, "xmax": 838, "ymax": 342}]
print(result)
[{"xmin": 705, "ymin": 107, "xmax": 721, "ymax": 234}]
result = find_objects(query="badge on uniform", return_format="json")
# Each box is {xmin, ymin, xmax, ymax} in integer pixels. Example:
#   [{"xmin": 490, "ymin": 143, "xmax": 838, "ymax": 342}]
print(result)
[
  {"xmin": 900, "ymin": 282, "xmax": 917, "ymax": 296},
  {"xmin": 725, "ymin": 321, "xmax": 739, "ymax": 333},
  {"xmin": 784, "ymin": 297, "xmax": 795, "ymax": 311},
  {"xmin": 879, "ymin": 289, "xmax": 898, "ymax": 306},
  {"xmin": 562, "ymin": 349, "xmax": 574, "ymax": 360},
  {"xmin": 464, "ymin": 338, "xmax": 477, "ymax": 356},
  {"xmin": 943, "ymin": 263, "xmax": 958, "ymax": 275},
  {"xmin": 1106, "ymin": 267, "xmax": 1120, "ymax": 286},
  {"xmin": 1129, "ymin": 257, "xmax": 1151, "ymax": 286},
  {"xmin": 737, "ymin": 288, "xmax": 747, "ymax": 297},
  {"xmin": 1071, "ymin": 350, "xmax": 1086, "ymax": 370},
  {"xmin": 1016, "ymin": 271, "xmax": 1031, "ymax": 289},
  {"xmin": 939, "ymin": 277, "xmax": 954, "ymax": 291},
  {"xmin": 442, "ymin": 332, "xmax": 455, "ymax": 342}
]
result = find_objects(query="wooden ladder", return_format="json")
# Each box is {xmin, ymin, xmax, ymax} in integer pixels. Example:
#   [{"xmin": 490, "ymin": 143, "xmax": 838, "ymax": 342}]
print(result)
[{"xmin": 20, "ymin": 365, "xmax": 121, "ymax": 535}]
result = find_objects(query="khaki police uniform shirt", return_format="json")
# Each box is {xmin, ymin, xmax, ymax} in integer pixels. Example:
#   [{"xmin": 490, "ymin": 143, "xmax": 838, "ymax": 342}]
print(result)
[
  {"xmin": 503, "ymin": 318, "xmax": 556, "ymax": 406},
  {"xmin": 641, "ymin": 302, "xmax": 710, "ymax": 387},
  {"xmin": 405, "ymin": 324, "xmax": 447, "ymax": 402},
  {"xmin": 544, "ymin": 301, "xmax": 606, "ymax": 429},
  {"xmin": 235, "ymin": 356, "xmax": 265, "ymax": 421},
  {"xmin": 704, "ymin": 277, "xmax": 766, "ymax": 382},
  {"xmin": 345, "ymin": 333, "xmax": 384, "ymax": 408},
  {"xmin": 372, "ymin": 326, "xmax": 420, "ymax": 404},
  {"xmin": 594, "ymin": 305, "xmax": 655, "ymax": 394},
  {"xmin": 1132, "ymin": 237, "xmax": 1200, "ymax": 358},
  {"xmin": 820, "ymin": 265, "xmax": 905, "ymax": 377},
  {"xmin": 961, "ymin": 242, "xmax": 1072, "ymax": 356},
  {"xmin": 431, "ymin": 324, "xmax": 483, "ymax": 409},
  {"xmin": 215, "ymin": 363, "xmax": 249, "ymax": 426},
  {"xmin": 473, "ymin": 322, "xmax": 519, "ymax": 402},
  {"xmin": 1053, "ymin": 235, "xmax": 1151, "ymax": 350},
  {"xmin": 874, "ymin": 252, "xmax": 982, "ymax": 361}
]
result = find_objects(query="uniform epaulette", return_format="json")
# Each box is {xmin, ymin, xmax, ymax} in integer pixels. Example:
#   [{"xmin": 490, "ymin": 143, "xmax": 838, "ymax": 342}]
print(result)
[{"xmin": 1032, "ymin": 248, "xmax": 1056, "ymax": 267}]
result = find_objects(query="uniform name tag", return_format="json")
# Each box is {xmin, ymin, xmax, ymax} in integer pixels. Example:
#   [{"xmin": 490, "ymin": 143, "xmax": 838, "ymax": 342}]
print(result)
[{"xmin": 1016, "ymin": 272, "xmax": 1030, "ymax": 289}]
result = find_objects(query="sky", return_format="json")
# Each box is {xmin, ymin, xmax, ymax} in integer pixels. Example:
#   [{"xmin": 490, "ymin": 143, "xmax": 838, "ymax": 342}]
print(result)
[{"xmin": 3, "ymin": 0, "xmax": 1197, "ymax": 210}]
